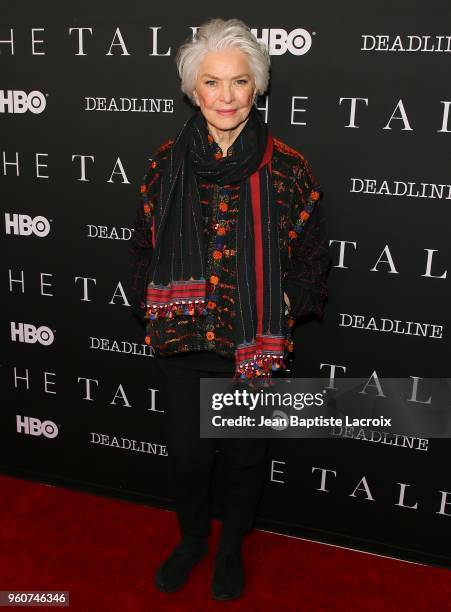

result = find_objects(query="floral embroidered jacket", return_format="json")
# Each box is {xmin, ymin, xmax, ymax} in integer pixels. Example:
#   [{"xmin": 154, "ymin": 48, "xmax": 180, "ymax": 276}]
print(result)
[{"xmin": 127, "ymin": 134, "xmax": 331, "ymax": 360}]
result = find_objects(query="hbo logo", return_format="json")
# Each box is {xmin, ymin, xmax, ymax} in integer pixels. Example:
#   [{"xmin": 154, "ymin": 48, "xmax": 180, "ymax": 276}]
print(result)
[
  {"xmin": 5, "ymin": 213, "xmax": 51, "ymax": 237},
  {"xmin": 0, "ymin": 90, "xmax": 46, "ymax": 114},
  {"xmin": 11, "ymin": 322, "xmax": 55, "ymax": 346},
  {"xmin": 252, "ymin": 28, "xmax": 312, "ymax": 55},
  {"xmin": 16, "ymin": 415, "xmax": 59, "ymax": 439}
]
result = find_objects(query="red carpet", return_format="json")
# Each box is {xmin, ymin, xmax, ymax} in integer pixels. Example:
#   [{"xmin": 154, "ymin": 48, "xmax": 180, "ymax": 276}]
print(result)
[{"xmin": 0, "ymin": 473, "xmax": 449, "ymax": 611}]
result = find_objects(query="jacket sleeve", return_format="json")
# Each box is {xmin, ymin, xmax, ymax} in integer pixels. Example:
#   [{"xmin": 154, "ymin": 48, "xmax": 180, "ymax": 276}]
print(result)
[
  {"xmin": 127, "ymin": 158, "xmax": 159, "ymax": 327},
  {"xmin": 282, "ymin": 158, "xmax": 331, "ymax": 321}
]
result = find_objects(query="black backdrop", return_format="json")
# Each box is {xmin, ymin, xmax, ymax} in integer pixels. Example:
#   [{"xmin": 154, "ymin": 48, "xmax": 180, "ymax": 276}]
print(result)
[{"xmin": 2, "ymin": 1, "xmax": 450, "ymax": 568}]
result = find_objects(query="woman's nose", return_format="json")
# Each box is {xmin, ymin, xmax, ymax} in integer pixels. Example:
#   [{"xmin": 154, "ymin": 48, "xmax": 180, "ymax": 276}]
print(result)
[{"xmin": 220, "ymin": 84, "xmax": 233, "ymax": 103}]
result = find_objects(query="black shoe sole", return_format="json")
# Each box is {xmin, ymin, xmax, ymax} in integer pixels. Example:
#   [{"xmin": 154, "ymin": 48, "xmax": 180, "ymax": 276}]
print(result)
[
  {"xmin": 155, "ymin": 578, "xmax": 185, "ymax": 594},
  {"xmin": 212, "ymin": 588, "xmax": 244, "ymax": 601}
]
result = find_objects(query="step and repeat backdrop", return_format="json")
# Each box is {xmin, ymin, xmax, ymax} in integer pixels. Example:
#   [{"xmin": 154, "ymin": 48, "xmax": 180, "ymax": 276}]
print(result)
[{"xmin": 2, "ymin": 2, "xmax": 450, "ymax": 568}]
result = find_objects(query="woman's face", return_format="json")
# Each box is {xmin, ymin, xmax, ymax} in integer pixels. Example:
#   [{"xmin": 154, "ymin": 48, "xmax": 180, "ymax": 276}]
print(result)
[{"xmin": 192, "ymin": 47, "xmax": 257, "ymax": 136}]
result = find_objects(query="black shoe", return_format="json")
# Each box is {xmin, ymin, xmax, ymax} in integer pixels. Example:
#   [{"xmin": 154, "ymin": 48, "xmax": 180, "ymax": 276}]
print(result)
[
  {"xmin": 154, "ymin": 540, "xmax": 208, "ymax": 593},
  {"xmin": 211, "ymin": 551, "xmax": 244, "ymax": 601}
]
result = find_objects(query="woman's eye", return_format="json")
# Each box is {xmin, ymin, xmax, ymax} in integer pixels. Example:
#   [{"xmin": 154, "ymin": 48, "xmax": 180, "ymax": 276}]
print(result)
[
  {"xmin": 205, "ymin": 80, "xmax": 216, "ymax": 86},
  {"xmin": 237, "ymin": 79, "xmax": 248, "ymax": 85}
]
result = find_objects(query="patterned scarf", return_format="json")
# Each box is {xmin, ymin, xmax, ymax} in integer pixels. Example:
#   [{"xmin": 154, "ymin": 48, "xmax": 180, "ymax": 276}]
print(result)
[{"xmin": 145, "ymin": 105, "xmax": 288, "ymax": 378}]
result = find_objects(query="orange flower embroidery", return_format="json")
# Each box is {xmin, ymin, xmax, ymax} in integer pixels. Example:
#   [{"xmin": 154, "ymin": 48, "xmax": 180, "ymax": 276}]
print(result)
[
  {"xmin": 144, "ymin": 335, "xmax": 151, "ymax": 345},
  {"xmin": 143, "ymin": 204, "xmax": 151, "ymax": 214},
  {"xmin": 210, "ymin": 275, "xmax": 219, "ymax": 285},
  {"xmin": 300, "ymin": 210, "xmax": 310, "ymax": 221},
  {"xmin": 206, "ymin": 331, "xmax": 215, "ymax": 340},
  {"xmin": 207, "ymin": 301, "xmax": 216, "ymax": 309},
  {"xmin": 217, "ymin": 227, "xmax": 226, "ymax": 236},
  {"xmin": 219, "ymin": 202, "xmax": 228, "ymax": 212},
  {"xmin": 310, "ymin": 190, "xmax": 320, "ymax": 200},
  {"xmin": 213, "ymin": 250, "xmax": 222, "ymax": 260},
  {"xmin": 150, "ymin": 161, "xmax": 157, "ymax": 169},
  {"xmin": 140, "ymin": 184, "xmax": 147, "ymax": 193},
  {"xmin": 288, "ymin": 230, "xmax": 297, "ymax": 239},
  {"xmin": 214, "ymin": 151, "xmax": 222, "ymax": 160}
]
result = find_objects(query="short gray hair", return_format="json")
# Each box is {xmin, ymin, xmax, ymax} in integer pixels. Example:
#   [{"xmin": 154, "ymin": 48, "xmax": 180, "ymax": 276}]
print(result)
[{"xmin": 175, "ymin": 18, "xmax": 271, "ymax": 105}]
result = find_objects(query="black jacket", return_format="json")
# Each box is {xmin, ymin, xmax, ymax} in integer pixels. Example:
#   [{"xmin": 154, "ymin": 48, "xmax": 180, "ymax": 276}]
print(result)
[{"xmin": 127, "ymin": 136, "xmax": 331, "ymax": 341}]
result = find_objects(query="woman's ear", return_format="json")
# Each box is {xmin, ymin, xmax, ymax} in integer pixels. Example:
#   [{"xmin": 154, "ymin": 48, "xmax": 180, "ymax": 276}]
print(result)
[{"xmin": 192, "ymin": 88, "xmax": 200, "ymax": 106}]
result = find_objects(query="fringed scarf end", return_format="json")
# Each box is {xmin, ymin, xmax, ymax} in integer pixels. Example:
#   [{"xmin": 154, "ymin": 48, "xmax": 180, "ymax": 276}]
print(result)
[
  {"xmin": 234, "ymin": 353, "xmax": 287, "ymax": 379},
  {"xmin": 145, "ymin": 300, "xmax": 208, "ymax": 320}
]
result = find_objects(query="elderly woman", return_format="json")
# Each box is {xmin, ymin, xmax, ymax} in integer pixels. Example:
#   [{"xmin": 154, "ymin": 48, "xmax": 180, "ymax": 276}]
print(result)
[{"xmin": 128, "ymin": 17, "xmax": 330, "ymax": 601}]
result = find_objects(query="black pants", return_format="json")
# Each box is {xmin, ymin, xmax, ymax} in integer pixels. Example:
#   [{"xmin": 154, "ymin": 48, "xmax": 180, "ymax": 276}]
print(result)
[{"xmin": 154, "ymin": 350, "xmax": 269, "ymax": 553}]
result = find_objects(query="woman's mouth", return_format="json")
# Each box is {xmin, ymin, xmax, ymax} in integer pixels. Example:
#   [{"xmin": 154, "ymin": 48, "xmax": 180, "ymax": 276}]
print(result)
[{"xmin": 216, "ymin": 109, "xmax": 237, "ymax": 115}]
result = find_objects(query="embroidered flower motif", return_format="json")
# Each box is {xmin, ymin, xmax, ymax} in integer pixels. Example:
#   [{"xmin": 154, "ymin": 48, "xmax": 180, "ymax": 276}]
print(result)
[
  {"xmin": 217, "ymin": 227, "xmax": 226, "ymax": 236},
  {"xmin": 274, "ymin": 179, "xmax": 285, "ymax": 193},
  {"xmin": 143, "ymin": 204, "xmax": 151, "ymax": 214},
  {"xmin": 213, "ymin": 250, "xmax": 222, "ymax": 260},
  {"xmin": 300, "ymin": 210, "xmax": 310, "ymax": 221},
  {"xmin": 288, "ymin": 230, "xmax": 297, "ymax": 239},
  {"xmin": 140, "ymin": 184, "xmax": 147, "ymax": 193},
  {"xmin": 214, "ymin": 151, "xmax": 222, "ymax": 160},
  {"xmin": 207, "ymin": 301, "xmax": 216, "ymax": 309},
  {"xmin": 310, "ymin": 190, "xmax": 320, "ymax": 201},
  {"xmin": 210, "ymin": 275, "xmax": 219, "ymax": 285},
  {"xmin": 150, "ymin": 161, "xmax": 157, "ymax": 169},
  {"xmin": 206, "ymin": 331, "xmax": 215, "ymax": 340},
  {"xmin": 144, "ymin": 335, "xmax": 151, "ymax": 345},
  {"xmin": 219, "ymin": 202, "xmax": 228, "ymax": 212}
]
